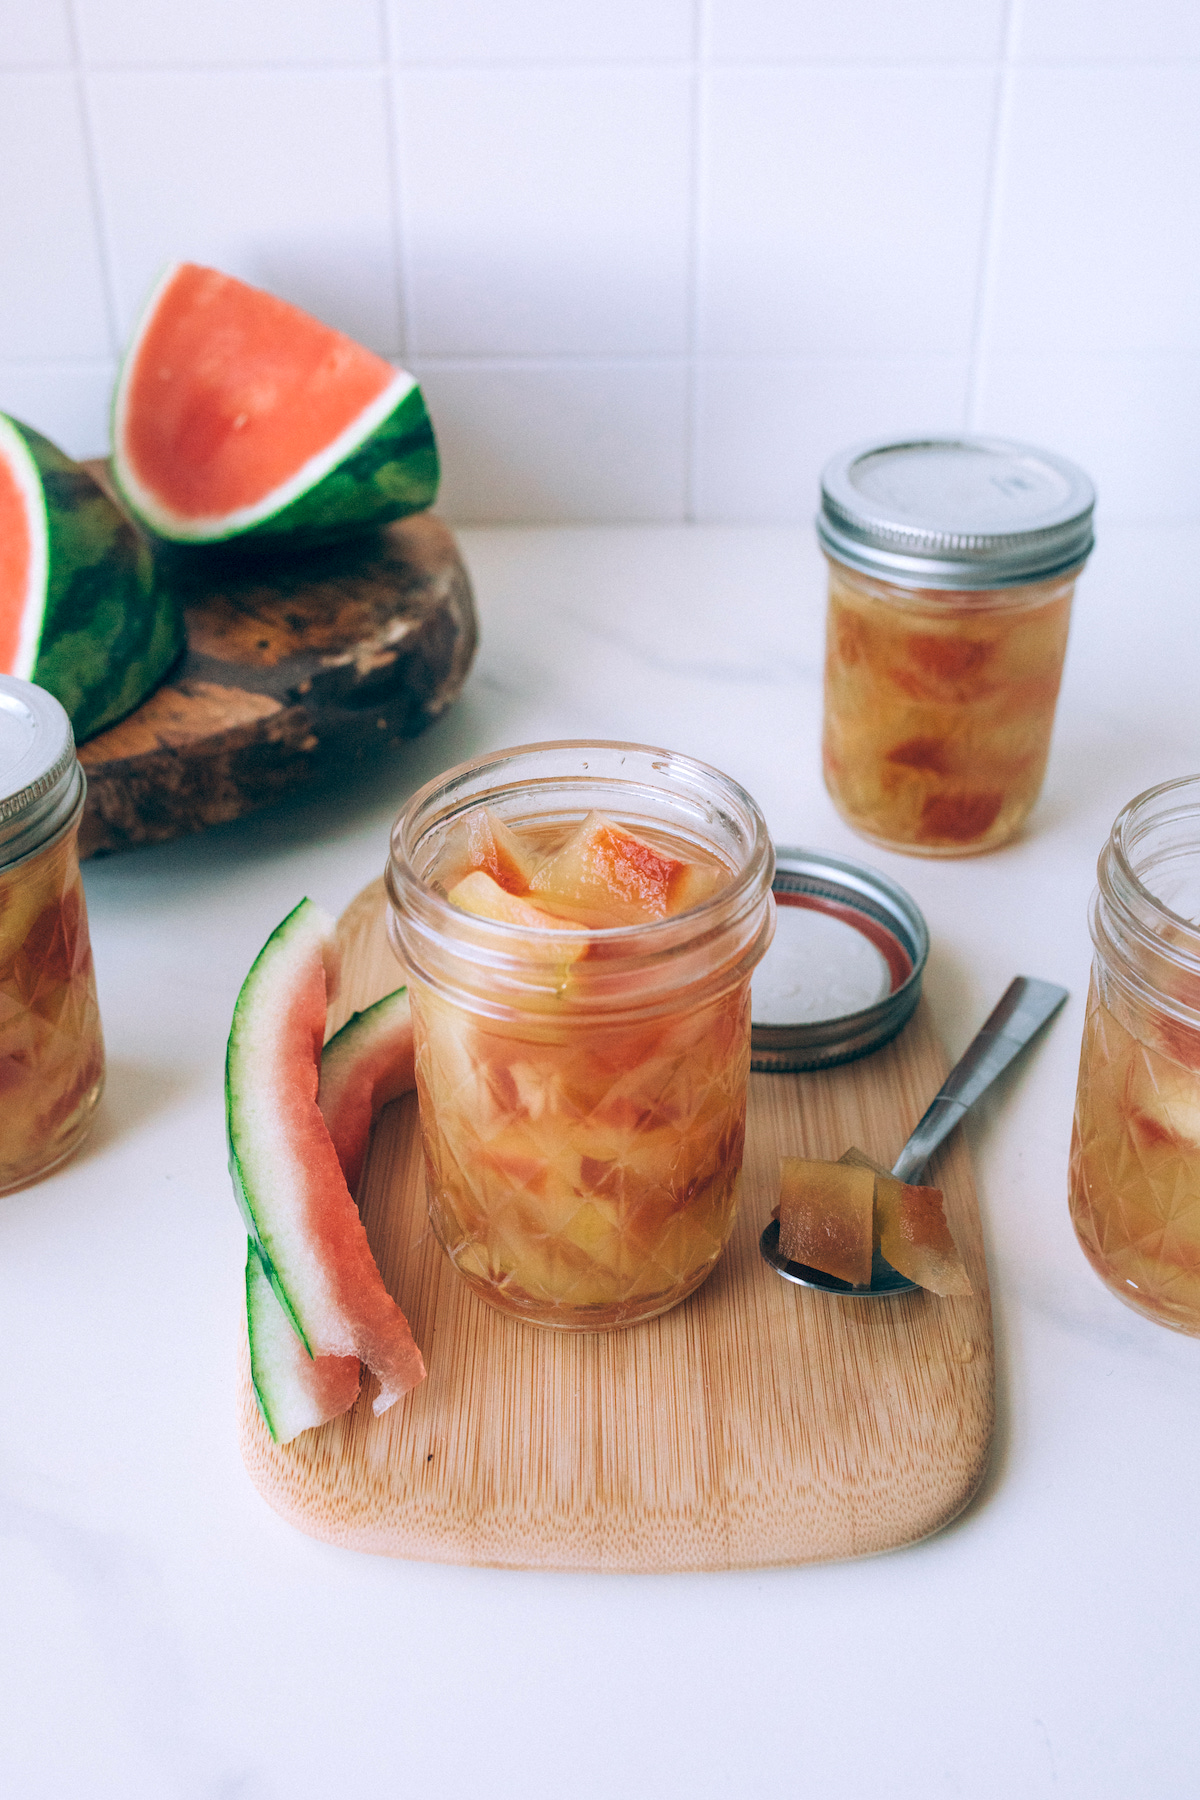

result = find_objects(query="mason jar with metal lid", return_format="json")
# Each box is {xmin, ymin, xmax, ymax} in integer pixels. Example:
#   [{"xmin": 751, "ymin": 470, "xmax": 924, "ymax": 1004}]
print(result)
[
  {"xmin": 818, "ymin": 436, "xmax": 1095, "ymax": 856},
  {"xmin": 0, "ymin": 675, "xmax": 105, "ymax": 1192}
]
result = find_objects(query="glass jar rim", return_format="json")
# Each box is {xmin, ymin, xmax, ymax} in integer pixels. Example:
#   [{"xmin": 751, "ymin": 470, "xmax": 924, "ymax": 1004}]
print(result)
[
  {"xmin": 386, "ymin": 738, "xmax": 776, "ymax": 1020},
  {"xmin": 1093, "ymin": 772, "xmax": 1200, "ymax": 1021},
  {"xmin": 390, "ymin": 737, "xmax": 773, "ymax": 932}
]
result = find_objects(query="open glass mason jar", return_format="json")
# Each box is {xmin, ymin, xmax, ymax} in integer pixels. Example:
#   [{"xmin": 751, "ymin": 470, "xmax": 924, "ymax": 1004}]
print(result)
[
  {"xmin": 386, "ymin": 741, "xmax": 775, "ymax": 1330},
  {"xmin": 1, "ymin": 676, "xmax": 105, "ymax": 1194},
  {"xmin": 1069, "ymin": 775, "xmax": 1200, "ymax": 1334},
  {"xmin": 819, "ymin": 437, "xmax": 1094, "ymax": 856}
]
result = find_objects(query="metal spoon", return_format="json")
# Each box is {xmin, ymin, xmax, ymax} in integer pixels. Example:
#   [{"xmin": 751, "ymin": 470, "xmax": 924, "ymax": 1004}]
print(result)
[{"xmin": 759, "ymin": 975, "xmax": 1070, "ymax": 1296}]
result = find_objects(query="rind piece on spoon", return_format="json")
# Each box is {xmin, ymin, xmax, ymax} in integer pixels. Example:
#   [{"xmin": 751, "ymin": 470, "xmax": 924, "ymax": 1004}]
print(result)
[
  {"xmin": 778, "ymin": 1157, "xmax": 875, "ymax": 1288},
  {"xmin": 840, "ymin": 1147, "xmax": 971, "ymax": 1295}
]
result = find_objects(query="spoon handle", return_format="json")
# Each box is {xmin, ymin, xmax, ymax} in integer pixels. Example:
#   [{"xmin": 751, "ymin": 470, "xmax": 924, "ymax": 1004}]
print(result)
[{"xmin": 889, "ymin": 976, "xmax": 1069, "ymax": 1183}]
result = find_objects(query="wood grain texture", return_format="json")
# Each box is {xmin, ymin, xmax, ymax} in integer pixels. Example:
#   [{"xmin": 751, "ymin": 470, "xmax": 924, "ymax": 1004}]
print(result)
[
  {"xmin": 238, "ymin": 880, "xmax": 994, "ymax": 1571},
  {"xmin": 77, "ymin": 462, "xmax": 477, "ymax": 858}
]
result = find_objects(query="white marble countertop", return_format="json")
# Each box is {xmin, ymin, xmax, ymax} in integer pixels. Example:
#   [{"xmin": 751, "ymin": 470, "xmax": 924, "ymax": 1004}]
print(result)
[{"xmin": 4, "ymin": 521, "xmax": 1197, "ymax": 1800}]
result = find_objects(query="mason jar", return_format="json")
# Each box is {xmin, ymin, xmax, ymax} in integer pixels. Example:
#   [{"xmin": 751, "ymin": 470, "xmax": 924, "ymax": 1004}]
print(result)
[
  {"xmin": 1069, "ymin": 774, "xmax": 1200, "ymax": 1334},
  {"xmin": 386, "ymin": 740, "xmax": 775, "ymax": 1330},
  {"xmin": 818, "ymin": 437, "xmax": 1095, "ymax": 856},
  {"xmin": 0, "ymin": 676, "xmax": 105, "ymax": 1193}
]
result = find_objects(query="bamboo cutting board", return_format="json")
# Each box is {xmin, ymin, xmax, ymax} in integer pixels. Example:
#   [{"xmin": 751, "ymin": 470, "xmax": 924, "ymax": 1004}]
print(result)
[{"xmin": 238, "ymin": 880, "xmax": 994, "ymax": 1571}]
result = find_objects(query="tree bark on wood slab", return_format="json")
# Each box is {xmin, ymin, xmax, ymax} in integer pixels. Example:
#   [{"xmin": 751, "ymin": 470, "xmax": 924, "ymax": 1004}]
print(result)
[{"xmin": 76, "ymin": 463, "xmax": 477, "ymax": 858}]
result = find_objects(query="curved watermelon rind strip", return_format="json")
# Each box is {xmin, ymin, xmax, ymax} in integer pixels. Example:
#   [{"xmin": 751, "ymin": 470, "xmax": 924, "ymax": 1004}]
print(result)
[
  {"xmin": 246, "ymin": 982, "xmax": 415, "ymax": 1443},
  {"xmin": 245, "ymin": 1237, "xmax": 361, "ymax": 1444},
  {"xmin": 1, "ymin": 416, "xmax": 186, "ymax": 743},
  {"xmin": 317, "ymin": 984, "xmax": 414, "ymax": 1197},
  {"xmin": 228, "ymin": 897, "xmax": 425, "ymax": 1428}
]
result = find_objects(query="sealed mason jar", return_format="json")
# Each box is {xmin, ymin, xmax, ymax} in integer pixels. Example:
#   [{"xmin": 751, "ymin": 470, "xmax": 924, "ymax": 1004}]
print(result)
[
  {"xmin": 1069, "ymin": 775, "xmax": 1200, "ymax": 1334},
  {"xmin": 386, "ymin": 740, "xmax": 775, "ymax": 1330},
  {"xmin": 0, "ymin": 676, "xmax": 105, "ymax": 1193},
  {"xmin": 819, "ymin": 437, "xmax": 1095, "ymax": 855}
]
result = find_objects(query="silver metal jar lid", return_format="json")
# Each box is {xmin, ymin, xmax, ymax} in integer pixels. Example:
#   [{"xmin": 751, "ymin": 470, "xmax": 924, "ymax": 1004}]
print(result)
[
  {"xmin": 750, "ymin": 848, "xmax": 929, "ymax": 1072},
  {"xmin": 818, "ymin": 435, "xmax": 1095, "ymax": 590},
  {"xmin": 0, "ymin": 675, "xmax": 85, "ymax": 869}
]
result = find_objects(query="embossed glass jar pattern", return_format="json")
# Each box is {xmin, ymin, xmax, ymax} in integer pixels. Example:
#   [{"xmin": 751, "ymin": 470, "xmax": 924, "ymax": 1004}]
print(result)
[
  {"xmin": 1069, "ymin": 775, "xmax": 1200, "ymax": 1334},
  {"xmin": 1, "ymin": 678, "xmax": 104, "ymax": 1194},
  {"xmin": 386, "ymin": 741, "xmax": 775, "ymax": 1330}
]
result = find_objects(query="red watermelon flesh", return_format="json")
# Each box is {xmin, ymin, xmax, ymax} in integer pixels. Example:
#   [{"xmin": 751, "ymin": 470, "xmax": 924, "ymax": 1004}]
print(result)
[
  {"xmin": 0, "ymin": 442, "xmax": 38, "ymax": 673},
  {"xmin": 227, "ymin": 899, "xmax": 425, "ymax": 1414}
]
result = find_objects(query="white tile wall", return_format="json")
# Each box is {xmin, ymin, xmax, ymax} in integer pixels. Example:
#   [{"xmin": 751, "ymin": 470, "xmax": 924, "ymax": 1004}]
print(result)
[
  {"xmin": 0, "ymin": 1, "xmax": 74, "ymax": 66},
  {"xmin": 89, "ymin": 69, "xmax": 401, "ymax": 350},
  {"xmin": 699, "ymin": 67, "xmax": 996, "ymax": 356},
  {"xmin": 74, "ymin": 0, "xmax": 384, "ymax": 66},
  {"xmin": 395, "ymin": 68, "xmax": 692, "ymax": 356},
  {"xmin": 0, "ymin": 0, "xmax": 1196, "ymax": 525}
]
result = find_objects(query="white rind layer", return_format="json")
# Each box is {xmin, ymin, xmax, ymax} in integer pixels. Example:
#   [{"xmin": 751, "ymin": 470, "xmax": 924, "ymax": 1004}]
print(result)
[
  {"xmin": 0, "ymin": 415, "xmax": 49, "ymax": 680},
  {"xmin": 112, "ymin": 261, "xmax": 418, "ymax": 542}
]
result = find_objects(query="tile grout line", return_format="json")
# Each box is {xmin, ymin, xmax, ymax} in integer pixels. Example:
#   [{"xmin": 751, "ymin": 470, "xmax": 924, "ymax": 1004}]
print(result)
[
  {"xmin": 63, "ymin": 0, "xmax": 124, "ymax": 377},
  {"xmin": 379, "ymin": 0, "xmax": 413, "ymax": 363},
  {"xmin": 15, "ymin": 54, "xmax": 1196, "ymax": 75},
  {"xmin": 683, "ymin": 0, "xmax": 708, "ymax": 523},
  {"xmin": 965, "ymin": 0, "xmax": 1024, "ymax": 430}
]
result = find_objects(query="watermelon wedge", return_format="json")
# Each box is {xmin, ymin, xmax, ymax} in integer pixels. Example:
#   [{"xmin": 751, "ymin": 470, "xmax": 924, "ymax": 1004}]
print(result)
[
  {"xmin": 0, "ymin": 414, "xmax": 184, "ymax": 742},
  {"xmin": 245, "ymin": 1239, "xmax": 361, "ymax": 1444},
  {"xmin": 227, "ymin": 899, "xmax": 425, "ymax": 1416},
  {"xmin": 112, "ymin": 263, "xmax": 438, "ymax": 548}
]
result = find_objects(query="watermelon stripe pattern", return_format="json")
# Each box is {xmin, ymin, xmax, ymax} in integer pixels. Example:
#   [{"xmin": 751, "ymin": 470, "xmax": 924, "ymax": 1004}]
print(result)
[{"xmin": 0, "ymin": 415, "xmax": 185, "ymax": 744}]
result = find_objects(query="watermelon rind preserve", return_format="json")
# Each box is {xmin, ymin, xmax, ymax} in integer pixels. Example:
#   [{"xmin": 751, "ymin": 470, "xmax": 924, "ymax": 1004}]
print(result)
[
  {"xmin": 111, "ymin": 263, "xmax": 439, "ymax": 549},
  {"xmin": 0, "ymin": 414, "xmax": 185, "ymax": 743}
]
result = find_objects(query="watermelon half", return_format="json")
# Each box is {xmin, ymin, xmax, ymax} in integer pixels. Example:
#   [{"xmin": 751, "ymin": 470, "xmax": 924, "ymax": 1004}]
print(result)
[
  {"xmin": 0, "ymin": 414, "xmax": 184, "ymax": 742},
  {"xmin": 112, "ymin": 263, "xmax": 438, "ymax": 549},
  {"xmin": 228, "ymin": 900, "xmax": 425, "ymax": 1418}
]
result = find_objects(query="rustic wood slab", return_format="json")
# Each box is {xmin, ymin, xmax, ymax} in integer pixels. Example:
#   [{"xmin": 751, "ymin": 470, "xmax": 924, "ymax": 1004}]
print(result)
[
  {"xmin": 238, "ymin": 880, "xmax": 995, "ymax": 1572},
  {"xmin": 77, "ymin": 464, "xmax": 477, "ymax": 858}
]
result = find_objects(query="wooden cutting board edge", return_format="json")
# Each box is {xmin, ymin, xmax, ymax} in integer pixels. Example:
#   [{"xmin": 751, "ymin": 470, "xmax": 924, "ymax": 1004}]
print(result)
[{"xmin": 236, "ymin": 880, "xmax": 995, "ymax": 1574}]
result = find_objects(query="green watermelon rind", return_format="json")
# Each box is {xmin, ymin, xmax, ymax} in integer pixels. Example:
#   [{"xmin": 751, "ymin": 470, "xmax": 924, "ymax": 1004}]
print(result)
[
  {"xmin": 227, "ymin": 897, "xmax": 332, "ymax": 1359},
  {"xmin": 245, "ymin": 1237, "xmax": 360, "ymax": 1444},
  {"xmin": 227, "ymin": 897, "xmax": 426, "ymax": 1418},
  {"xmin": 316, "ymin": 984, "xmax": 412, "ymax": 1189},
  {"xmin": 1, "ymin": 415, "xmax": 186, "ymax": 743},
  {"xmin": 245, "ymin": 984, "xmax": 413, "ymax": 1442},
  {"xmin": 111, "ymin": 264, "xmax": 439, "ymax": 548}
]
